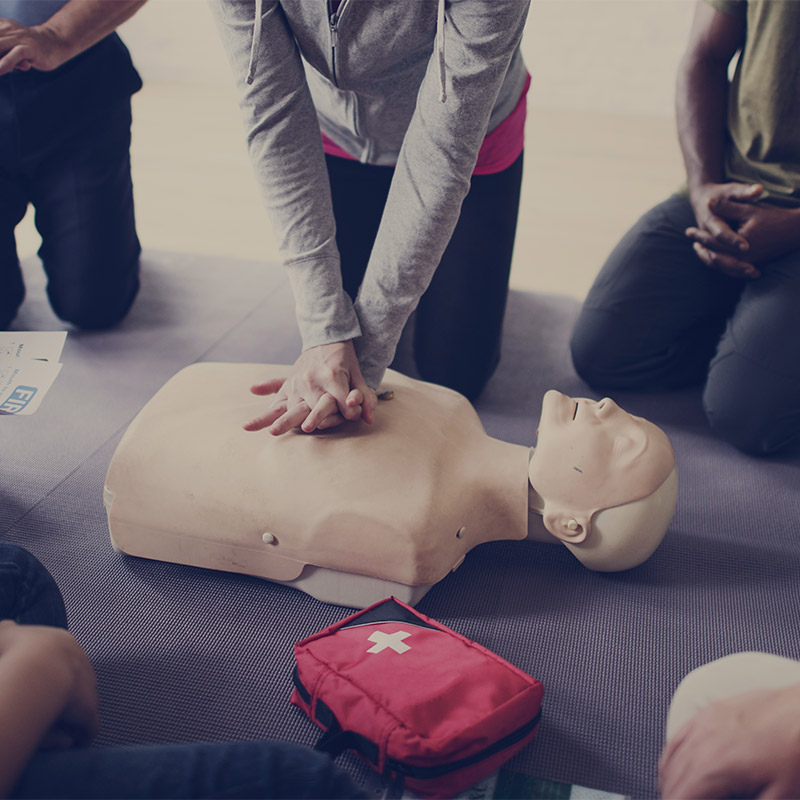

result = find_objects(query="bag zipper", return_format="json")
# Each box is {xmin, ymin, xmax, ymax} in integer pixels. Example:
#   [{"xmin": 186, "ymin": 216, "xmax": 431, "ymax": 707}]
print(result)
[{"xmin": 292, "ymin": 668, "xmax": 542, "ymax": 780}]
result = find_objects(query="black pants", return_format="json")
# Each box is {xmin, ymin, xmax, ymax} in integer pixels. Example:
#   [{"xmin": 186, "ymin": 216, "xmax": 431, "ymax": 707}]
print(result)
[
  {"xmin": 570, "ymin": 194, "xmax": 800, "ymax": 455},
  {"xmin": 0, "ymin": 35, "xmax": 142, "ymax": 330},
  {"xmin": 326, "ymin": 151, "xmax": 524, "ymax": 401}
]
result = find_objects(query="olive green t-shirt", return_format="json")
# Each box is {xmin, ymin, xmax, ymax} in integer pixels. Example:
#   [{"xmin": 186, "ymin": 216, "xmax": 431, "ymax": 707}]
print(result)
[{"xmin": 707, "ymin": 0, "xmax": 800, "ymax": 207}]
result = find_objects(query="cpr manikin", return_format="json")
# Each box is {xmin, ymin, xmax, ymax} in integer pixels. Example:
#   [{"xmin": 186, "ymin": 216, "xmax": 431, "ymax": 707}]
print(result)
[{"xmin": 104, "ymin": 364, "xmax": 677, "ymax": 608}]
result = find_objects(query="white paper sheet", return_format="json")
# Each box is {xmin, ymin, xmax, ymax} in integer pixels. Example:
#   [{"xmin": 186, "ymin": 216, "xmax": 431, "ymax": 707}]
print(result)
[{"xmin": 0, "ymin": 331, "xmax": 67, "ymax": 415}]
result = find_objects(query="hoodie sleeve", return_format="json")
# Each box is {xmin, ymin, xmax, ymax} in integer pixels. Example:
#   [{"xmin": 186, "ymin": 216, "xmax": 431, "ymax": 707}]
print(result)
[
  {"xmin": 208, "ymin": 0, "xmax": 361, "ymax": 350},
  {"xmin": 353, "ymin": 0, "xmax": 530, "ymax": 389}
]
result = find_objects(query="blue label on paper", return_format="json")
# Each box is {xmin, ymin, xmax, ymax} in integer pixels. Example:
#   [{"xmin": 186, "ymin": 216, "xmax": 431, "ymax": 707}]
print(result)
[{"xmin": 0, "ymin": 385, "xmax": 38, "ymax": 414}]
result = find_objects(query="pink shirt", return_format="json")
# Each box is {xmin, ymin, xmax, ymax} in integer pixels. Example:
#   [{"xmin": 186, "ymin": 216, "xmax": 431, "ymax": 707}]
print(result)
[{"xmin": 321, "ymin": 73, "xmax": 531, "ymax": 176}]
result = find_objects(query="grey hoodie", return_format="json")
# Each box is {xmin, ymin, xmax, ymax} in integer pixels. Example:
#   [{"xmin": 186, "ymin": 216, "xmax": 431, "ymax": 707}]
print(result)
[{"xmin": 210, "ymin": 0, "xmax": 530, "ymax": 388}]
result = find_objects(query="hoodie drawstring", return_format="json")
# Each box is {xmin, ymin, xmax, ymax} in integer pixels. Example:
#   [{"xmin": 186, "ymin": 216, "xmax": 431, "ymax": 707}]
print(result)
[
  {"xmin": 436, "ymin": 0, "xmax": 446, "ymax": 102},
  {"xmin": 246, "ymin": 0, "xmax": 264, "ymax": 85},
  {"xmin": 247, "ymin": 0, "xmax": 445, "ymax": 100}
]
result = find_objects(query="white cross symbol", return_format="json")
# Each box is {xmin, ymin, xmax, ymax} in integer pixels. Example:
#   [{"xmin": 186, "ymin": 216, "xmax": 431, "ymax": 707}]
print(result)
[{"xmin": 366, "ymin": 630, "xmax": 412, "ymax": 654}]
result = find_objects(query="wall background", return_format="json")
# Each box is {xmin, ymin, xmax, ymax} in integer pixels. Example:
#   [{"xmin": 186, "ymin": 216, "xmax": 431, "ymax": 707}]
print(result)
[{"xmin": 18, "ymin": 0, "xmax": 697, "ymax": 299}]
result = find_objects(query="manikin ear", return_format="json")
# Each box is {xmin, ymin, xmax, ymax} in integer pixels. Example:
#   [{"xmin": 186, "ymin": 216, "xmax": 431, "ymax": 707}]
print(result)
[{"xmin": 542, "ymin": 509, "xmax": 591, "ymax": 544}]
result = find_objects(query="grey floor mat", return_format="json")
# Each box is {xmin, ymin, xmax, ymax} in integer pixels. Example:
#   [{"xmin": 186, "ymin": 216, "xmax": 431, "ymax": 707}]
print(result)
[{"xmin": 2, "ymin": 252, "xmax": 799, "ymax": 798}]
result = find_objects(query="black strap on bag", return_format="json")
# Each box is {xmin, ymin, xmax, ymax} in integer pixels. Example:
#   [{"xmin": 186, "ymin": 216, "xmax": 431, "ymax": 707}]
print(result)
[
  {"xmin": 314, "ymin": 718, "xmax": 361, "ymax": 759},
  {"xmin": 313, "ymin": 711, "xmax": 406, "ymax": 798}
]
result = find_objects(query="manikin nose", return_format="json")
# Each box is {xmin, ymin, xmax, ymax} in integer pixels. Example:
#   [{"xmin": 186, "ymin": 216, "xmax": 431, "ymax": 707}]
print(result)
[{"xmin": 596, "ymin": 398, "xmax": 619, "ymax": 416}]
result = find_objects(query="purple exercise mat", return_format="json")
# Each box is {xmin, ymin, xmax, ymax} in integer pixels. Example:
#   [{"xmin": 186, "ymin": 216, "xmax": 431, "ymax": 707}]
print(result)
[{"xmin": 2, "ymin": 252, "xmax": 798, "ymax": 798}]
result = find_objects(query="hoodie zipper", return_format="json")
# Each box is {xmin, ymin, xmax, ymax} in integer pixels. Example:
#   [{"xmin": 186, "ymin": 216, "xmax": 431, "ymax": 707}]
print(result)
[
  {"xmin": 329, "ymin": 1, "xmax": 341, "ymax": 86},
  {"xmin": 328, "ymin": 0, "xmax": 351, "ymax": 87}
]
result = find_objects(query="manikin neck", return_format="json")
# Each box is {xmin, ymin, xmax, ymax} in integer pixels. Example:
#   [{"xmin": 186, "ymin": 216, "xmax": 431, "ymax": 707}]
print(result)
[
  {"xmin": 474, "ymin": 438, "xmax": 556, "ymax": 546},
  {"xmin": 526, "ymin": 446, "xmax": 558, "ymax": 544}
]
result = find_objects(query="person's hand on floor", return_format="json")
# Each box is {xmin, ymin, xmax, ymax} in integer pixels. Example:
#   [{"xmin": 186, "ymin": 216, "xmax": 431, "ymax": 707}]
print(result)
[
  {"xmin": 0, "ymin": 620, "xmax": 99, "ymax": 796},
  {"xmin": 659, "ymin": 683, "xmax": 800, "ymax": 799},
  {"xmin": 686, "ymin": 181, "xmax": 763, "ymax": 279},
  {"xmin": 244, "ymin": 340, "xmax": 377, "ymax": 435}
]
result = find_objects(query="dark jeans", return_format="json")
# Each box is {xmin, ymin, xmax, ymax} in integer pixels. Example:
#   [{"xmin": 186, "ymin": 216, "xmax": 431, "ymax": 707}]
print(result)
[
  {"xmin": 0, "ymin": 542, "xmax": 67, "ymax": 627},
  {"xmin": 0, "ymin": 34, "xmax": 142, "ymax": 330},
  {"xmin": 570, "ymin": 193, "xmax": 800, "ymax": 455},
  {"xmin": 0, "ymin": 543, "xmax": 365, "ymax": 799},
  {"xmin": 326, "ymin": 151, "xmax": 524, "ymax": 401},
  {"xmin": 12, "ymin": 741, "xmax": 367, "ymax": 799}
]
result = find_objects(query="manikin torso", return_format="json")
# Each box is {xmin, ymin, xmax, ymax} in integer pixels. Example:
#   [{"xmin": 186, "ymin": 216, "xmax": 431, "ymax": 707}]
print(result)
[{"xmin": 105, "ymin": 363, "xmax": 676, "ymax": 607}]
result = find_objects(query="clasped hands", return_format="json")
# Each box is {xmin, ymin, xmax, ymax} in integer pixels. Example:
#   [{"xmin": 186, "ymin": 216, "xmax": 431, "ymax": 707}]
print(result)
[
  {"xmin": 687, "ymin": 182, "xmax": 800, "ymax": 279},
  {"xmin": 244, "ymin": 340, "xmax": 378, "ymax": 436}
]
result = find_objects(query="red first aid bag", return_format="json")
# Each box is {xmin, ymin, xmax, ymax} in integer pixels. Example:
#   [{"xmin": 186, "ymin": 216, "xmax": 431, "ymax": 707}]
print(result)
[{"xmin": 291, "ymin": 597, "xmax": 544, "ymax": 799}]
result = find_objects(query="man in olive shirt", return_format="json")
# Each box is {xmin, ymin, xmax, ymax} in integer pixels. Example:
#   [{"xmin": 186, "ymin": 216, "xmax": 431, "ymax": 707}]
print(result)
[
  {"xmin": 0, "ymin": 1, "xmax": 145, "ymax": 330},
  {"xmin": 570, "ymin": 0, "xmax": 800, "ymax": 456}
]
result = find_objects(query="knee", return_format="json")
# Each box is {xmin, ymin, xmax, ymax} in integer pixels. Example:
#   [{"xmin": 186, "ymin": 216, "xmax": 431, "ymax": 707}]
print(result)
[
  {"xmin": 569, "ymin": 316, "xmax": 605, "ymax": 386},
  {"xmin": 56, "ymin": 296, "xmax": 137, "ymax": 330},
  {"xmin": 0, "ymin": 277, "xmax": 25, "ymax": 329},
  {"xmin": 703, "ymin": 359, "xmax": 800, "ymax": 456},
  {"xmin": 569, "ymin": 310, "xmax": 631, "ymax": 389},
  {"xmin": 50, "ymin": 265, "xmax": 140, "ymax": 330}
]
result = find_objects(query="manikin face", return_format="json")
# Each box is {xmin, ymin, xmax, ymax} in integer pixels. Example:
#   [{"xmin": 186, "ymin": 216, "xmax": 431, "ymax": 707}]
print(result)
[{"xmin": 528, "ymin": 390, "xmax": 675, "ymax": 543}]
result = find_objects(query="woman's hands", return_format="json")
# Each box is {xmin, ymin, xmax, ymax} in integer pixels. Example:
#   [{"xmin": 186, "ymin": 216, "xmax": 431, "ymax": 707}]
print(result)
[{"xmin": 244, "ymin": 340, "xmax": 378, "ymax": 435}]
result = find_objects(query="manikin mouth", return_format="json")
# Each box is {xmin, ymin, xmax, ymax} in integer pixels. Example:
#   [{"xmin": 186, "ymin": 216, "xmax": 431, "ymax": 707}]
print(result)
[{"xmin": 572, "ymin": 402, "xmax": 579, "ymax": 420}]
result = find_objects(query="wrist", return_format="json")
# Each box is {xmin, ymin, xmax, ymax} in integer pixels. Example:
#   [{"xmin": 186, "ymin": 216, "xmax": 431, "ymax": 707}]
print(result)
[{"xmin": 31, "ymin": 23, "xmax": 74, "ymax": 69}]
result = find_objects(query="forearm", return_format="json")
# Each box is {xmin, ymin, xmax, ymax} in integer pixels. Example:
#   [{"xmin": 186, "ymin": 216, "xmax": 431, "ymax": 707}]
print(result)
[
  {"xmin": 35, "ymin": 0, "xmax": 147, "ymax": 67},
  {"xmin": 676, "ymin": 3, "xmax": 745, "ymax": 195},
  {"xmin": 0, "ymin": 627, "xmax": 75, "ymax": 797},
  {"xmin": 676, "ymin": 51, "xmax": 730, "ymax": 192}
]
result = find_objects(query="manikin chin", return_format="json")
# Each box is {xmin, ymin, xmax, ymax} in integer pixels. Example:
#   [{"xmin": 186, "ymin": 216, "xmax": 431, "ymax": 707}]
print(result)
[{"xmin": 104, "ymin": 364, "xmax": 677, "ymax": 608}]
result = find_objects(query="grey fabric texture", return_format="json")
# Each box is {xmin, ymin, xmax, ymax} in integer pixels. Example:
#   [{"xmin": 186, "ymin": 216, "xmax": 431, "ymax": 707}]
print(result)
[{"xmin": 2, "ymin": 252, "xmax": 799, "ymax": 798}]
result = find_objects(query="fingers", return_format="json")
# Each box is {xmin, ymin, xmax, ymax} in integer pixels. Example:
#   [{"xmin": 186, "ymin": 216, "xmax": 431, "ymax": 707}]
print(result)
[
  {"xmin": 0, "ymin": 44, "xmax": 26, "ymax": 75},
  {"xmin": 301, "ymin": 393, "xmax": 339, "ymax": 433},
  {"xmin": 243, "ymin": 401, "xmax": 287, "ymax": 432},
  {"xmin": 726, "ymin": 182, "xmax": 764, "ymax": 202},
  {"xmin": 702, "ymin": 213, "xmax": 749, "ymax": 251},
  {"xmin": 361, "ymin": 386, "xmax": 378, "ymax": 424},
  {"xmin": 317, "ymin": 412, "xmax": 346, "ymax": 430},
  {"xmin": 249, "ymin": 378, "xmax": 286, "ymax": 396},
  {"xmin": 323, "ymin": 371, "xmax": 362, "ymax": 421},
  {"xmin": 266, "ymin": 401, "xmax": 311, "ymax": 436},
  {"xmin": 685, "ymin": 226, "xmax": 747, "ymax": 254},
  {"xmin": 692, "ymin": 242, "xmax": 760, "ymax": 279},
  {"xmin": 344, "ymin": 361, "xmax": 378, "ymax": 425}
]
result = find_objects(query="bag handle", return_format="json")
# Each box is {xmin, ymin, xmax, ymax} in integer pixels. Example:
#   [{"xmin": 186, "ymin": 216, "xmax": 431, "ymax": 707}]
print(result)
[{"xmin": 314, "ymin": 718, "xmax": 361, "ymax": 760}]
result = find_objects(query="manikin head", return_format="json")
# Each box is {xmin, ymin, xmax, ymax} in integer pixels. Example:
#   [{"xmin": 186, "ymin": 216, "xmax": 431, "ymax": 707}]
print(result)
[{"xmin": 528, "ymin": 390, "xmax": 677, "ymax": 571}]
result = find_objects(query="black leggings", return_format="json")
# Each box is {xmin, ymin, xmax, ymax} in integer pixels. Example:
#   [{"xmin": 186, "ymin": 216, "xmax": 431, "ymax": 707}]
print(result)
[{"xmin": 326, "ymin": 151, "xmax": 524, "ymax": 401}]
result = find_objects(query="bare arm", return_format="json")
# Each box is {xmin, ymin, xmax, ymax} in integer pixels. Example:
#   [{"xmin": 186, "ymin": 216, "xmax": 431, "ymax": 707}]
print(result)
[
  {"xmin": 0, "ymin": 621, "xmax": 98, "ymax": 798},
  {"xmin": 677, "ymin": 1, "xmax": 744, "ymax": 195},
  {"xmin": 676, "ymin": 0, "xmax": 763, "ymax": 273},
  {"xmin": 0, "ymin": 0, "xmax": 147, "ymax": 75},
  {"xmin": 677, "ymin": 1, "xmax": 800, "ymax": 277}
]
